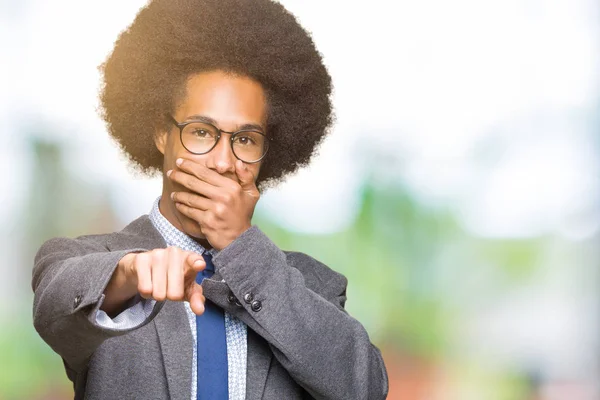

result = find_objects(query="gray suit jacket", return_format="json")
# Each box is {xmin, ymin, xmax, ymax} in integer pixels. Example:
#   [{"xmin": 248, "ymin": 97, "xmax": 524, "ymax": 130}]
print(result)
[{"xmin": 32, "ymin": 215, "xmax": 388, "ymax": 399}]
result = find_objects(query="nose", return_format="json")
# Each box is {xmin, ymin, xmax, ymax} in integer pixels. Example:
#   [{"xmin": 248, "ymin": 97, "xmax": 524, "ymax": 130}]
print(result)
[{"xmin": 208, "ymin": 134, "xmax": 236, "ymax": 175}]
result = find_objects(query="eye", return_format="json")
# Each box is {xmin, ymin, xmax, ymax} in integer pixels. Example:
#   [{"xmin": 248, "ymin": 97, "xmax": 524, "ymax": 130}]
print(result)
[
  {"xmin": 234, "ymin": 135, "xmax": 256, "ymax": 146},
  {"xmin": 191, "ymin": 129, "xmax": 210, "ymax": 138}
]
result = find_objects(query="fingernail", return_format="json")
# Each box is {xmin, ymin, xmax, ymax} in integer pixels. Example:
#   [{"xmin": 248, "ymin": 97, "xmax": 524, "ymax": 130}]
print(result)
[
  {"xmin": 193, "ymin": 259, "xmax": 203, "ymax": 268},
  {"xmin": 176, "ymin": 158, "xmax": 183, "ymax": 166},
  {"xmin": 166, "ymin": 169, "xmax": 172, "ymax": 177},
  {"xmin": 170, "ymin": 192, "xmax": 175, "ymax": 200}
]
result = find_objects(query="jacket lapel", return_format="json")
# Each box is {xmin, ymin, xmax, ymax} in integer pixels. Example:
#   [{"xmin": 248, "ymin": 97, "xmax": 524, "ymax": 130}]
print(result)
[{"xmin": 154, "ymin": 300, "xmax": 194, "ymax": 400}]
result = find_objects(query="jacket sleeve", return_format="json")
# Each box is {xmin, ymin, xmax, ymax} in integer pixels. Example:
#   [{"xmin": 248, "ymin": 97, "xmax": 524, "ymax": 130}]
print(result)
[
  {"xmin": 32, "ymin": 235, "xmax": 163, "ymax": 372},
  {"xmin": 212, "ymin": 226, "xmax": 389, "ymax": 400}
]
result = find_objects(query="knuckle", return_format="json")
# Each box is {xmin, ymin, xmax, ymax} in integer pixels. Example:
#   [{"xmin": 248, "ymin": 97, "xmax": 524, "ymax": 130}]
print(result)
[
  {"xmin": 219, "ymin": 192, "xmax": 232, "ymax": 204},
  {"xmin": 134, "ymin": 261, "xmax": 147, "ymax": 276},
  {"xmin": 134, "ymin": 254, "xmax": 150, "ymax": 271},
  {"xmin": 138, "ymin": 282, "xmax": 152, "ymax": 295},
  {"xmin": 132, "ymin": 252, "xmax": 143, "ymax": 266},
  {"xmin": 167, "ymin": 289, "xmax": 184, "ymax": 301},
  {"xmin": 185, "ymin": 196, "xmax": 194, "ymax": 207},
  {"xmin": 205, "ymin": 213, "xmax": 215, "ymax": 227},
  {"xmin": 171, "ymin": 245, "xmax": 182, "ymax": 255},
  {"xmin": 153, "ymin": 291, "xmax": 166, "ymax": 302},
  {"xmin": 152, "ymin": 249, "xmax": 165, "ymax": 263},
  {"xmin": 140, "ymin": 250, "xmax": 153, "ymax": 260},
  {"xmin": 215, "ymin": 203, "xmax": 226, "ymax": 216},
  {"xmin": 188, "ymin": 177, "xmax": 198, "ymax": 191}
]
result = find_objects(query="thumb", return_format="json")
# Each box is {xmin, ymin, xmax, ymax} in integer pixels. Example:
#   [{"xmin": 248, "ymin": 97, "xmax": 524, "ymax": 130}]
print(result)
[
  {"xmin": 186, "ymin": 252, "xmax": 205, "ymax": 274},
  {"xmin": 235, "ymin": 160, "xmax": 256, "ymax": 191},
  {"xmin": 188, "ymin": 285, "xmax": 205, "ymax": 315}
]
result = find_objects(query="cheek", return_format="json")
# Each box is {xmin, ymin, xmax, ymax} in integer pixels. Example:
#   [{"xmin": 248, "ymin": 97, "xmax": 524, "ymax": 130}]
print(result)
[
  {"xmin": 250, "ymin": 163, "xmax": 262, "ymax": 181},
  {"xmin": 162, "ymin": 135, "xmax": 192, "ymax": 169},
  {"xmin": 161, "ymin": 135, "xmax": 177, "ymax": 167}
]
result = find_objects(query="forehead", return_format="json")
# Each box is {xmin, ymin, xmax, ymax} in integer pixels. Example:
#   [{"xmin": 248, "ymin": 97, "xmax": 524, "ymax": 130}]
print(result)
[{"xmin": 177, "ymin": 70, "xmax": 267, "ymax": 129}]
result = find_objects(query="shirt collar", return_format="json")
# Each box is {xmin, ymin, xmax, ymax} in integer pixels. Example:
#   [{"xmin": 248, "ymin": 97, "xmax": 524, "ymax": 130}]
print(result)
[{"xmin": 148, "ymin": 196, "xmax": 215, "ymax": 256}]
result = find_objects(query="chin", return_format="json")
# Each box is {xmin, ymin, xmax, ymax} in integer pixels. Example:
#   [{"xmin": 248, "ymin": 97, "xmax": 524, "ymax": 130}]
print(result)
[{"xmin": 173, "ymin": 210, "xmax": 205, "ymax": 239}]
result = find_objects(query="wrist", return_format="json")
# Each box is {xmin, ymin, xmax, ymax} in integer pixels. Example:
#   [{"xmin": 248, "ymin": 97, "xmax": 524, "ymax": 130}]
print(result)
[
  {"xmin": 116, "ymin": 253, "xmax": 139, "ymax": 295},
  {"xmin": 101, "ymin": 253, "xmax": 139, "ymax": 313},
  {"xmin": 216, "ymin": 224, "xmax": 252, "ymax": 251}
]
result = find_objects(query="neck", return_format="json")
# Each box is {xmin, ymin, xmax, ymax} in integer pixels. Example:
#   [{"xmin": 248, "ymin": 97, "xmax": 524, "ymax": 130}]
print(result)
[{"xmin": 158, "ymin": 193, "xmax": 213, "ymax": 250}]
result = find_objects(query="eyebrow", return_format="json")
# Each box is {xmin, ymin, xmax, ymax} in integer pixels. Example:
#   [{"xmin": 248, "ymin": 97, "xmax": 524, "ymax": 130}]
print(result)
[{"xmin": 185, "ymin": 114, "xmax": 265, "ymax": 132}]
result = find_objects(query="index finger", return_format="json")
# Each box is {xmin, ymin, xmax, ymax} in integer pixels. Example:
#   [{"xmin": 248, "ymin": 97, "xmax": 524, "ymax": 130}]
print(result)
[{"xmin": 175, "ymin": 158, "xmax": 230, "ymax": 187}]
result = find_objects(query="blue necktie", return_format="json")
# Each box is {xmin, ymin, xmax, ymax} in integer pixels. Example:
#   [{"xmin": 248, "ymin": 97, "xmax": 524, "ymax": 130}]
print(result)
[{"xmin": 195, "ymin": 252, "xmax": 228, "ymax": 399}]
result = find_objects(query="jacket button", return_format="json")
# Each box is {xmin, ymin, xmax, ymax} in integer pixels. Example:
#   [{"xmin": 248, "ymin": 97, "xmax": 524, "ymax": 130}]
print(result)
[
  {"xmin": 243, "ymin": 293, "xmax": 254, "ymax": 304},
  {"xmin": 74, "ymin": 295, "xmax": 82, "ymax": 308},
  {"xmin": 227, "ymin": 292, "xmax": 243, "ymax": 307},
  {"xmin": 250, "ymin": 300, "xmax": 262, "ymax": 312},
  {"xmin": 227, "ymin": 292, "xmax": 236, "ymax": 304}
]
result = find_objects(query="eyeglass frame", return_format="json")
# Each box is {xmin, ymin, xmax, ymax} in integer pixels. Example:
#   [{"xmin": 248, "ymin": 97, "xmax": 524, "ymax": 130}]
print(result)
[{"xmin": 166, "ymin": 114, "xmax": 271, "ymax": 163}]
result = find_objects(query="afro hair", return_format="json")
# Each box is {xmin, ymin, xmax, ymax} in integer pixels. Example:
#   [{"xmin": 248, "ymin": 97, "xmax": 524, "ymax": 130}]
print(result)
[{"xmin": 99, "ymin": 0, "xmax": 334, "ymax": 190}]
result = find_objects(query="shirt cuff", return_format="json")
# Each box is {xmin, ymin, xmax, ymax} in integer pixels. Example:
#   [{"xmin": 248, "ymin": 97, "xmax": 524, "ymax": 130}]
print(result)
[{"xmin": 95, "ymin": 294, "xmax": 157, "ymax": 330}]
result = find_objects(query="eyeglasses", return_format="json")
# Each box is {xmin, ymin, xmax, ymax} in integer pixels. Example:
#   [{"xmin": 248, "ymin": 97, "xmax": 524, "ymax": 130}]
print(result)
[{"xmin": 167, "ymin": 114, "xmax": 270, "ymax": 163}]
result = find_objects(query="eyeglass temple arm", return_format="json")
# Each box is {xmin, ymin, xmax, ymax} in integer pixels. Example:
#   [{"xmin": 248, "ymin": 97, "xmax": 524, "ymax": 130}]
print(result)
[{"xmin": 166, "ymin": 114, "xmax": 180, "ymax": 128}]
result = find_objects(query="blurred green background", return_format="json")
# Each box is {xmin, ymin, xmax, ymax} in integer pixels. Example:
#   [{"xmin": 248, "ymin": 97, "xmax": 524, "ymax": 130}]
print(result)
[{"xmin": 1, "ymin": 0, "xmax": 599, "ymax": 399}]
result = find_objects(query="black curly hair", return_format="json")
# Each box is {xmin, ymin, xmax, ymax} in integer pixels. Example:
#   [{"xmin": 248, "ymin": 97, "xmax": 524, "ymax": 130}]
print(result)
[{"xmin": 99, "ymin": 0, "xmax": 333, "ymax": 190}]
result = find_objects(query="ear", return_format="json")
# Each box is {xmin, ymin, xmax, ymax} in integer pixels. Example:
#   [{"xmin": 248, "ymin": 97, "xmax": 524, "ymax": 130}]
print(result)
[{"xmin": 154, "ymin": 131, "xmax": 167, "ymax": 155}]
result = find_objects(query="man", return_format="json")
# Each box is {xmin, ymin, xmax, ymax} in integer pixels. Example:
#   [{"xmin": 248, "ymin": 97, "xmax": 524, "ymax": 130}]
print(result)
[{"xmin": 32, "ymin": 0, "xmax": 389, "ymax": 398}]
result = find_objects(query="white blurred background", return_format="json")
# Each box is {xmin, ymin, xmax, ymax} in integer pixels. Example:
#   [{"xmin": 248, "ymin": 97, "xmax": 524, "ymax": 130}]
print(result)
[{"xmin": 1, "ymin": 1, "xmax": 598, "ymax": 399}]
